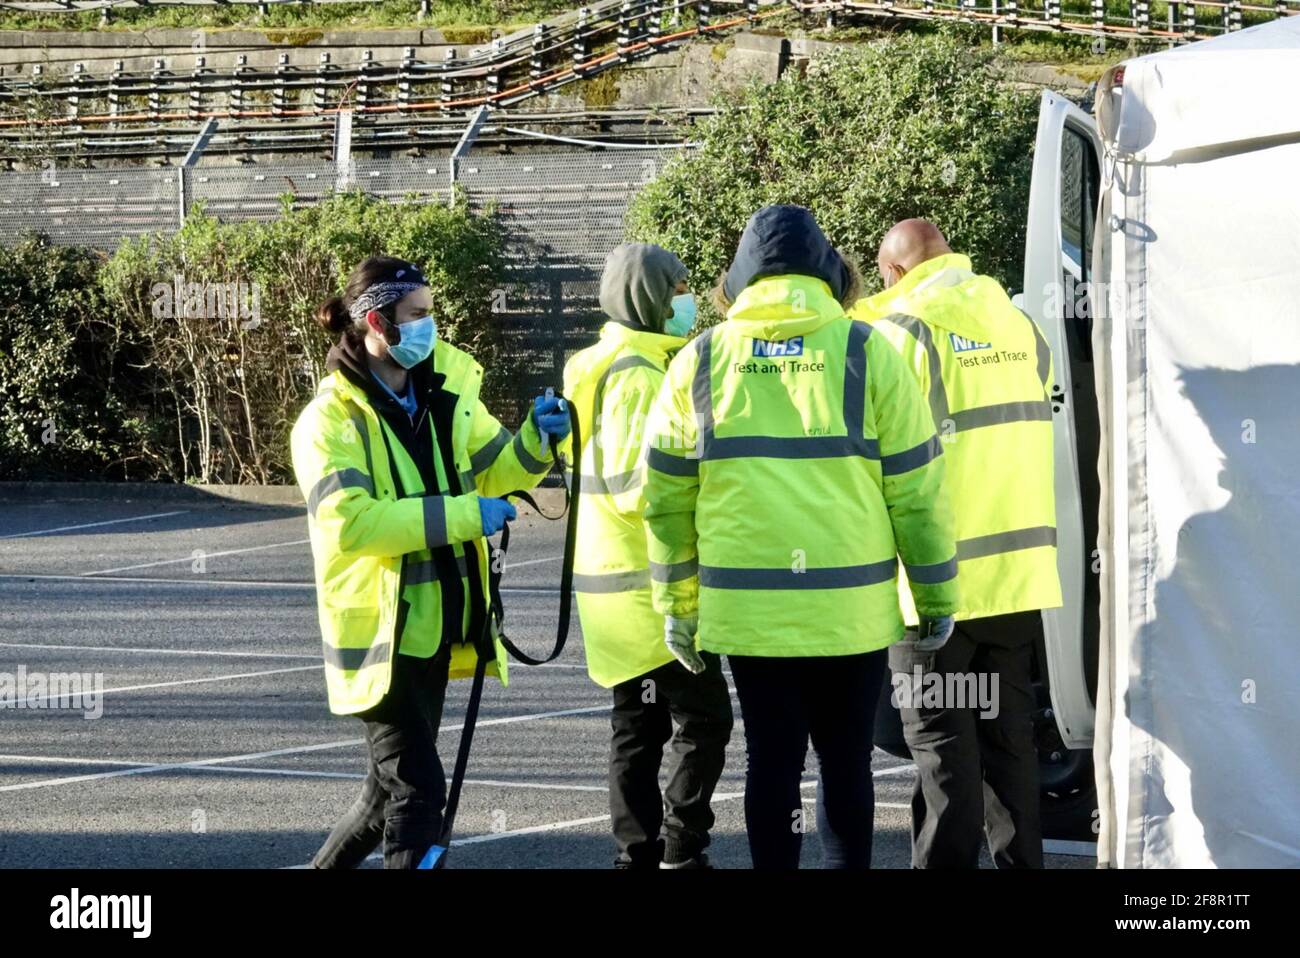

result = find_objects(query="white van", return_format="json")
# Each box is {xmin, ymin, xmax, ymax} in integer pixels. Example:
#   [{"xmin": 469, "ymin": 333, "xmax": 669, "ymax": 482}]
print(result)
[{"xmin": 882, "ymin": 16, "xmax": 1300, "ymax": 866}]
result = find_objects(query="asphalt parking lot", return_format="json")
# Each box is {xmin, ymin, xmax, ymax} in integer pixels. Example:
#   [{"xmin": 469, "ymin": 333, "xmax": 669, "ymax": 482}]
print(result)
[{"xmin": 0, "ymin": 491, "xmax": 1094, "ymax": 868}]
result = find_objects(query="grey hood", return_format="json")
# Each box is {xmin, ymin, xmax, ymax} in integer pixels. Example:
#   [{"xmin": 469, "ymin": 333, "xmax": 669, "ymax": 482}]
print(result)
[{"xmin": 598, "ymin": 242, "xmax": 687, "ymax": 334}]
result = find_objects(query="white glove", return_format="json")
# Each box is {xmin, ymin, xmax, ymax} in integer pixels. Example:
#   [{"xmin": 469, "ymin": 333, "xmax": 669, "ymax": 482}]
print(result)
[
  {"xmin": 916, "ymin": 615, "xmax": 956, "ymax": 652},
  {"xmin": 664, "ymin": 614, "xmax": 706, "ymax": 675}
]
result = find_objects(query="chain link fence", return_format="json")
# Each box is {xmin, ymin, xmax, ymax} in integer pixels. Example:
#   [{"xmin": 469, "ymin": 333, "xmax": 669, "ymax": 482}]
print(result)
[{"xmin": 0, "ymin": 145, "xmax": 688, "ymax": 409}]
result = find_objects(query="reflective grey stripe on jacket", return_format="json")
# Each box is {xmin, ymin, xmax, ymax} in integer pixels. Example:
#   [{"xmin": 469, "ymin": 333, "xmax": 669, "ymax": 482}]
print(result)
[
  {"xmin": 581, "ymin": 353, "xmax": 661, "ymax": 496},
  {"xmin": 470, "ymin": 425, "xmax": 511, "ymax": 475},
  {"xmin": 957, "ymin": 526, "xmax": 1057, "ymax": 561},
  {"xmin": 573, "ymin": 568, "xmax": 652, "ymax": 593},
  {"xmin": 879, "ymin": 312, "xmax": 1053, "ymax": 433},
  {"xmin": 698, "ymin": 560, "xmax": 899, "ymax": 590},
  {"xmin": 307, "ymin": 396, "xmax": 377, "ymax": 517},
  {"xmin": 322, "ymin": 640, "xmax": 390, "ymax": 672},
  {"xmin": 689, "ymin": 321, "xmax": 888, "ymax": 463}
]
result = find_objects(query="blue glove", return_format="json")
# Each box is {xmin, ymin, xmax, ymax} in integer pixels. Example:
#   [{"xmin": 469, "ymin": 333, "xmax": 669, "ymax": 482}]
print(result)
[
  {"xmin": 532, "ymin": 393, "xmax": 571, "ymax": 442},
  {"xmin": 479, "ymin": 497, "xmax": 517, "ymax": 536}
]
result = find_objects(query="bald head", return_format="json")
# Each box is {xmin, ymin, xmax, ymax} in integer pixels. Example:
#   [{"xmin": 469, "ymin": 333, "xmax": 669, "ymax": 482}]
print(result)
[{"xmin": 877, "ymin": 218, "xmax": 952, "ymax": 289}]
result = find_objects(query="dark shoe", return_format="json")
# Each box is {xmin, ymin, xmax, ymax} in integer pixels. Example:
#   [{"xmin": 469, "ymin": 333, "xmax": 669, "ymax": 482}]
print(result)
[
  {"xmin": 659, "ymin": 853, "xmax": 712, "ymax": 870},
  {"xmin": 614, "ymin": 837, "xmax": 664, "ymax": 869}
]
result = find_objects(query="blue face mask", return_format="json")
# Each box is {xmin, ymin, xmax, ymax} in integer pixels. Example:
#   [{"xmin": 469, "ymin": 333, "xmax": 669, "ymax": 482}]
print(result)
[
  {"xmin": 386, "ymin": 314, "xmax": 437, "ymax": 369},
  {"xmin": 665, "ymin": 293, "xmax": 696, "ymax": 337}
]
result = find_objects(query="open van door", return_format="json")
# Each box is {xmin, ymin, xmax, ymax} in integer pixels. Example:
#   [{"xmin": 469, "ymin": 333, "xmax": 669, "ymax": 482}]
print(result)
[{"xmin": 1021, "ymin": 91, "xmax": 1104, "ymax": 833}]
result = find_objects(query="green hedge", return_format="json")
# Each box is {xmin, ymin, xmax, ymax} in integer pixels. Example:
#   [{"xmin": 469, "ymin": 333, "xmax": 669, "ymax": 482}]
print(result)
[
  {"xmin": 626, "ymin": 31, "xmax": 1041, "ymax": 322},
  {"xmin": 0, "ymin": 236, "xmax": 156, "ymax": 481},
  {"xmin": 1, "ymin": 192, "xmax": 512, "ymax": 483}
]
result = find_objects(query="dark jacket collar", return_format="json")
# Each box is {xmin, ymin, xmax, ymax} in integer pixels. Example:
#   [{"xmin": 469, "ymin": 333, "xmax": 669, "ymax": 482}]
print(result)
[{"xmin": 326, "ymin": 333, "xmax": 446, "ymax": 415}]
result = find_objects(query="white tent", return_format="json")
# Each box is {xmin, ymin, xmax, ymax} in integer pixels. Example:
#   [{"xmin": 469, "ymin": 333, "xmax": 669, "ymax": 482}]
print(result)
[{"xmin": 1092, "ymin": 17, "xmax": 1300, "ymax": 867}]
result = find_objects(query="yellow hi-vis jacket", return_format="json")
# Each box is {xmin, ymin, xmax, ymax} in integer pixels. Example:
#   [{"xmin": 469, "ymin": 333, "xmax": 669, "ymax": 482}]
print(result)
[
  {"xmin": 561, "ymin": 320, "xmax": 688, "ymax": 688},
  {"xmin": 851, "ymin": 252, "xmax": 1063, "ymax": 622},
  {"xmin": 290, "ymin": 339, "xmax": 554, "ymax": 715},
  {"xmin": 641, "ymin": 274, "xmax": 960, "ymax": 658}
]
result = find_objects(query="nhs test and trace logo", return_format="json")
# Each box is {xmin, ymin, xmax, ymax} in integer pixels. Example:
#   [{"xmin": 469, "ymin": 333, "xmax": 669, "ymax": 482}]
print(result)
[
  {"xmin": 949, "ymin": 333, "xmax": 991, "ymax": 353},
  {"xmin": 752, "ymin": 336, "xmax": 804, "ymax": 357}
]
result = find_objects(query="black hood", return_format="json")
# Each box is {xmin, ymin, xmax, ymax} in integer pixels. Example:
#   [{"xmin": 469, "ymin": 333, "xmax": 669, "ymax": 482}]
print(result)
[
  {"xmin": 326, "ymin": 332, "xmax": 442, "ymax": 413},
  {"xmin": 723, "ymin": 204, "xmax": 849, "ymax": 303}
]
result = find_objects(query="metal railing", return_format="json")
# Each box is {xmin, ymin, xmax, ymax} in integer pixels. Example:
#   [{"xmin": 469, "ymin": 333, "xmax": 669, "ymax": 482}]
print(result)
[
  {"xmin": 800, "ymin": 0, "xmax": 1296, "ymax": 42},
  {"xmin": 0, "ymin": 0, "xmax": 773, "ymax": 130},
  {"xmin": 4, "ymin": 0, "xmax": 1291, "ymax": 141},
  {"xmin": 0, "ymin": 106, "xmax": 713, "ymax": 164}
]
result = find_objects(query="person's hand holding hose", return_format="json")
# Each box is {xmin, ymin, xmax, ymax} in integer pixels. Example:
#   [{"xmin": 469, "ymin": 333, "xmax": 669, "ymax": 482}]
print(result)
[
  {"xmin": 479, "ymin": 497, "xmax": 516, "ymax": 536},
  {"xmin": 532, "ymin": 389, "xmax": 571, "ymax": 456}
]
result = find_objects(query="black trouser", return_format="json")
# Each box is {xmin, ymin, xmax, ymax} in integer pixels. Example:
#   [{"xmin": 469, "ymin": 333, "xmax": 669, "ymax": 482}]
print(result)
[
  {"xmin": 728, "ymin": 650, "xmax": 888, "ymax": 870},
  {"xmin": 608, "ymin": 652, "xmax": 733, "ymax": 867},
  {"xmin": 312, "ymin": 644, "xmax": 452, "ymax": 870},
  {"xmin": 890, "ymin": 610, "xmax": 1044, "ymax": 869}
]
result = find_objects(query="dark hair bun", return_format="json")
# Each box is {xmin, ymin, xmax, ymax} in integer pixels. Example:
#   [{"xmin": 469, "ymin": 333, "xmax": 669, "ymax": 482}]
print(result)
[{"xmin": 316, "ymin": 296, "xmax": 350, "ymax": 334}]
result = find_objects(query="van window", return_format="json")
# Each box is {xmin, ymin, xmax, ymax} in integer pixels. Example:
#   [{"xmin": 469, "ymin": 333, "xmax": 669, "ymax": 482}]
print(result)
[
  {"xmin": 1059, "ymin": 126, "xmax": 1100, "ymax": 362},
  {"xmin": 1058, "ymin": 122, "xmax": 1102, "ymax": 705}
]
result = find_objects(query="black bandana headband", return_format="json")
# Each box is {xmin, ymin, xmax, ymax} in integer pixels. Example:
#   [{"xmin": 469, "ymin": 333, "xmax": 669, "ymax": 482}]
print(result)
[{"xmin": 348, "ymin": 262, "xmax": 429, "ymax": 322}]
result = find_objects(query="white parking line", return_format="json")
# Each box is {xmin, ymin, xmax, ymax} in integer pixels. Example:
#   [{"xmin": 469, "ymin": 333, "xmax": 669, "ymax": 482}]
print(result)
[
  {"xmin": 451, "ymin": 813, "xmax": 614, "ymax": 848},
  {"xmin": 871, "ymin": 764, "xmax": 918, "ymax": 778},
  {"xmin": 82, "ymin": 538, "xmax": 311, "ymax": 576},
  {"xmin": 0, "ymin": 573, "xmax": 315, "ymax": 589},
  {"xmin": 0, "ymin": 641, "xmax": 320, "ymax": 661},
  {"xmin": 504, "ymin": 555, "xmax": 563, "ymax": 569},
  {"xmin": 801, "ymin": 797, "xmax": 910, "ymax": 810},
  {"xmin": 200, "ymin": 766, "xmax": 361, "ymax": 780},
  {"xmin": 462, "ymin": 778, "xmax": 608, "ymax": 793},
  {"xmin": 294, "ymin": 814, "xmax": 622, "ymax": 863},
  {"xmin": 0, "ymin": 703, "xmax": 608, "ymax": 793},
  {"xmin": 456, "ymin": 704, "xmax": 607, "ymax": 729},
  {"xmin": 0, "ymin": 573, "xmax": 554, "ymax": 594},
  {"xmin": 0, "ymin": 754, "xmax": 150, "ymax": 768},
  {"xmin": 197, "ymin": 766, "xmax": 610, "ymax": 792},
  {"xmin": 0, "ymin": 741, "xmax": 365, "ymax": 794},
  {"xmin": 23, "ymin": 665, "xmax": 323, "ymax": 706},
  {"xmin": 0, "ymin": 510, "xmax": 190, "ymax": 540},
  {"xmin": 0, "ymin": 751, "xmax": 911, "ymax": 795},
  {"xmin": 0, "ymin": 641, "xmax": 587, "ymax": 671}
]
